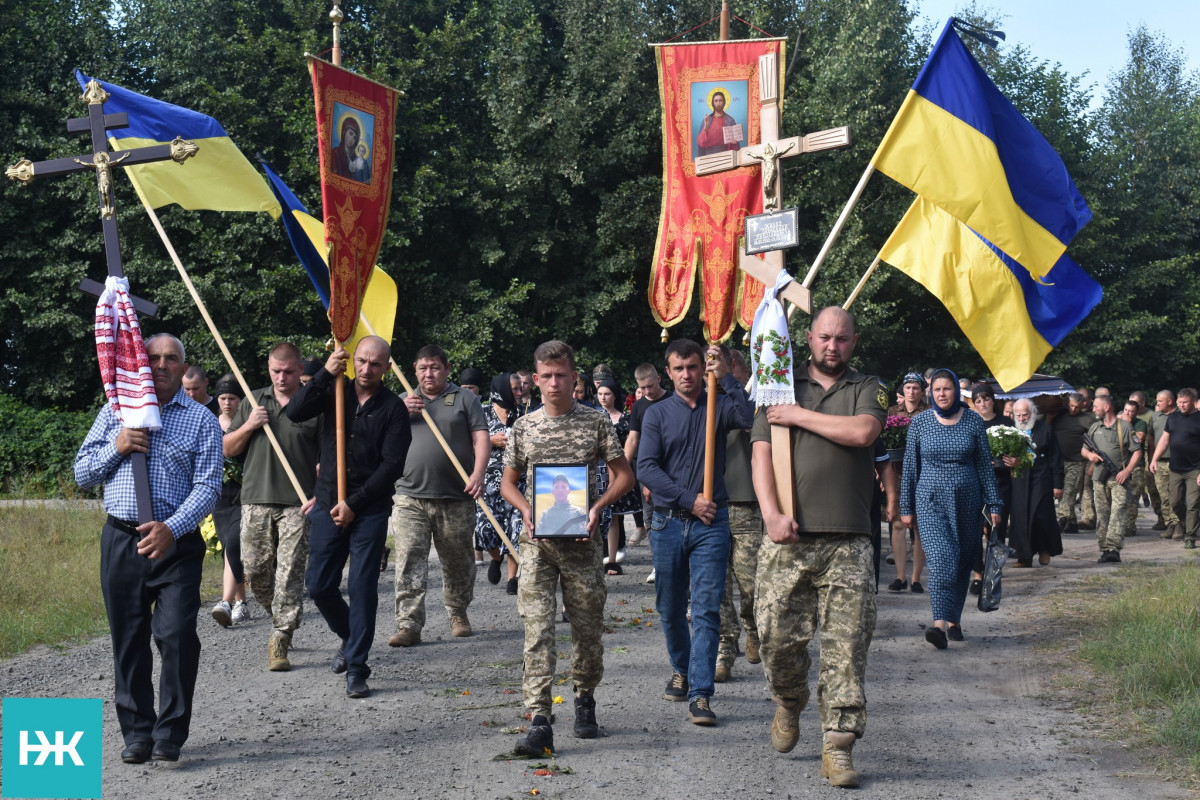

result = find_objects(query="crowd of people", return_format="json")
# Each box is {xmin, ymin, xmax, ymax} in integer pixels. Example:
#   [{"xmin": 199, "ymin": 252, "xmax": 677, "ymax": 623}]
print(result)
[{"xmin": 73, "ymin": 320, "xmax": 1200, "ymax": 789}]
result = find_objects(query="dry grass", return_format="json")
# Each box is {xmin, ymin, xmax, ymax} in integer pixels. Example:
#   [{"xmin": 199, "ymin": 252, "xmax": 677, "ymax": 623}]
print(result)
[{"xmin": 0, "ymin": 502, "xmax": 223, "ymax": 659}]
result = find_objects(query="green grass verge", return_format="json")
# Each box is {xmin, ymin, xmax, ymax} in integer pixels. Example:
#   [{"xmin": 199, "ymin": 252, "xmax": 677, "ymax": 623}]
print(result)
[
  {"xmin": 1049, "ymin": 561, "xmax": 1200, "ymax": 784},
  {"xmin": 0, "ymin": 503, "xmax": 223, "ymax": 659}
]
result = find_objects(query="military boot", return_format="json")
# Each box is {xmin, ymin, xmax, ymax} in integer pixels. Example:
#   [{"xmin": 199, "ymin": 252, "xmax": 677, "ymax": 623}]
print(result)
[
  {"xmin": 1160, "ymin": 523, "xmax": 1175, "ymax": 539},
  {"xmin": 745, "ymin": 632, "xmax": 762, "ymax": 664},
  {"xmin": 771, "ymin": 698, "xmax": 800, "ymax": 753},
  {"xmin": 714, "ymin": 661, "xmax": 732, "ymax": 683},
  {"xmin": 268, "ymin": 631, "xmax": 291, "ymax": 672},
  {"xmin": 821, "ymin": 731, "xmax": 860, "ymax": 788},
  {"xmin": 1173, "ymin": 523, "xmax": 1186, "ymax": 540}
]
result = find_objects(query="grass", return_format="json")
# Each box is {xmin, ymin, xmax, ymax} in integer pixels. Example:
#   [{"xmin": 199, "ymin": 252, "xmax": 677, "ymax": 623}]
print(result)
[
  {"xmin": 0, "ymin": 502, "xmax": 223, "ymax": 659},
  {"xmin": 1048, "ymin": 561, "xmax": 1200, "ymax": 784}
]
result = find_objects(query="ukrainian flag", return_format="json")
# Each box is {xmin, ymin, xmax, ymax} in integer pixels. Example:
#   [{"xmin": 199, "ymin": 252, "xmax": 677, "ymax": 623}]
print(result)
[
  {"xmin": 74, "ymin": 70, "xmax": 280, "ymax": 218},
  {"xmin": 880, "ymin": 198, "xmax": 1101, "ymax": 391},
  {"xmin": 870, "ymin": 20, "xmax": 1091, "ymax": 280},
  {"xmin": 260, "ymin": 161, "xmax": 397, "ymax": 353}
]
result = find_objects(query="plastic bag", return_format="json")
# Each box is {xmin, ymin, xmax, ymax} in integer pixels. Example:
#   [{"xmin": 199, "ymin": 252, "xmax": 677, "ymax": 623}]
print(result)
[{"xmin": 978, "ymin": 513, "xmax": 1015, "ymax": 613}]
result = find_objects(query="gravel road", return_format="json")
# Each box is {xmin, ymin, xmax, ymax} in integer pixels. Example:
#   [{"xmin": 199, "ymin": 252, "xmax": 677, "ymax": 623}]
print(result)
[{"xmin": 0, "ymin": 506, "xmax": 1192, "ymax": 800}]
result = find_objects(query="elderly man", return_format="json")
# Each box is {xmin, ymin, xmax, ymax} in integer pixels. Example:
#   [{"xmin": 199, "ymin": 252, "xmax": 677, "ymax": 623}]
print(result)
[
  {"xmin": 1006, "ymin": 399, "xmax": 1064, "ymax": 567},
  {"xmin": 1053, "ymin": 392, "xmax": 1093, "ymax": 532},
  {"xmin": 75, "ymin": 334, "xmax": 222, "ymax": 764},
  {"xmin": 1148, "ymin": 390, "xmax": 1181, "ymax": 539},
  {"xmin": 389, "ymin": 344, "xmax": 490, "ymax": 646},
  {"xmin": 1150, "ymin": 387, "xmax": 1200, "ymax": 549},
  {"xmin": 751, "ymin": 307, "xmax": 885, "ymax": 788},
  {"xmin": 1082, "ymin": 394, "xmax": 1140, "ymax": 563}
]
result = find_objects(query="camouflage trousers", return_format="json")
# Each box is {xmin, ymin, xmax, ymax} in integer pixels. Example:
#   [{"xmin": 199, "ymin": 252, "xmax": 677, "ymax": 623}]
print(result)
[
  {"xmin": 1080, "ymin": 463, "xmax": 1097, "ymax": 525},
  {"xmin": 1155, "ymin": 464, "xmax": 1179, "ymax": 527},
  {"xmin": 1057, "ymin": 462, "xmax": 1086, "ymax": 524},
  {"xmin": 717, "ymin": 503, "xmax": 762, "ymax": 667},
  {"xmin": 517, "ymin": 532, "xmax": 607, "ymax": 719},
  {"xmin": 391, "ymin": 495, "xmax": 476, "ymax": 632},
  {"xmin": 754, "ymin": 534, "xmax": 876, "ymax": 737},
  {"xmin": 1093, "ymin": 475, "xmax": 1131, "ymax": 552},
  {"xmin": 1124, "ymin": 466, "xmax": 1146, "ymax": 532},
  {"xmin": 240, "ymin": 504, "xmax": 310, "ymax": 634}
]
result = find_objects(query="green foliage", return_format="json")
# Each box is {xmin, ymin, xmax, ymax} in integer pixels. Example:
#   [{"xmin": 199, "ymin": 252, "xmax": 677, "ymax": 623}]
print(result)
[{"xmin": 0, "ymin": 394, "xmax": 96, "ymax": 492}]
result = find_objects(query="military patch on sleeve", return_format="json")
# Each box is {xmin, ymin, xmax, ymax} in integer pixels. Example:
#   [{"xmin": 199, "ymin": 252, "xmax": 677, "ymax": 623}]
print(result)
[{"xmin": 876, "ymin": 382, "xmax": 889, "ymax": 411}]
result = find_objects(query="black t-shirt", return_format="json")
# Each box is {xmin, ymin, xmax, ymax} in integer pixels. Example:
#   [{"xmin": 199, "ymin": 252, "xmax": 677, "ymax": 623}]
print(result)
[
  {"xmin": 1166, "ymin": 410, "xmax": 1200, "ymax": 472},
  {"xmin": 629, "ymin": 390, "xmax": 673, "ymax": 434}
]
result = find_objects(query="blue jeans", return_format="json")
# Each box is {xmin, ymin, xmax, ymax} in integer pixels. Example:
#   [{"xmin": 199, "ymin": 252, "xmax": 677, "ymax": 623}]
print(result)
[
  {"xmin": 306, "ymin": 504, "xmax": 389, "ymax": 679},
  {"xmin": 651, "ymin": 507, "xmax": 730, "ymax": 700}
]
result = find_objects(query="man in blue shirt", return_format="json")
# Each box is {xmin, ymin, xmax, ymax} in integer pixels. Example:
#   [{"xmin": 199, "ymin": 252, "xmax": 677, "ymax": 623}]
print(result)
[
  {"xmin": 637, "ymin": 339, "xmax": 753, "ymax": 726},
  {"xmin": 74, "ymin": 333, "xmax": 223, "ymax": 765}
]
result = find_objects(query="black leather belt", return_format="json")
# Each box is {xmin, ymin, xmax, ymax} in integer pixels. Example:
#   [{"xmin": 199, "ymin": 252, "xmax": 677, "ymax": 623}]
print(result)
[
  {"xmin": 106, "ymin": 515, "xmax": 140, "ymax": 535},
  {"xmin": 653, "ymin": 507, "xmax": 696, "ymax": 520}
]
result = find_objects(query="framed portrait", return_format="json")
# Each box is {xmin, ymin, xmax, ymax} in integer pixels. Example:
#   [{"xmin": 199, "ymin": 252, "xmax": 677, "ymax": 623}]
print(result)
[
  {"xmin": 330, "ymin": 101, "xmax": 376, "ymax": 185},
  {"xmin": 532, "ymin": 464, "xmax": 591, "ymax": 538},
  {"xmin": 690, "ymin": 79, "xmax": 749, "ymax": 161}
]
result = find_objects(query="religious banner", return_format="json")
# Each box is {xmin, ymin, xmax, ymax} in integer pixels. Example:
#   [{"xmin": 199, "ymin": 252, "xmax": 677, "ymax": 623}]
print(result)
[
  {"xmin": 649, "ymin": 38, "xmax": 784, "ymax": 343},
  {"xmin": 309, "ymin": 57, "xmax": 400, "ymax": 343}
]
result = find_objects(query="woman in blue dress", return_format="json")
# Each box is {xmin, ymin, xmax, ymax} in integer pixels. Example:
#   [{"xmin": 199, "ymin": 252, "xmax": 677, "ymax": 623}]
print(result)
[
  {"xmin": 900, "ymin": 369, "xmax": 1002, "ymax": 649},
  {"xmin": 475, "ymin": 374, "xmax": 525, "ymax": 594}
]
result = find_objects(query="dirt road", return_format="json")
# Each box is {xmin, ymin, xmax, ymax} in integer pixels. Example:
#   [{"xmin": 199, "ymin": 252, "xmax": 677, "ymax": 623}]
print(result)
[{"xmin": 0, "ymin": 506, "xmax": 1191, "ymax": 799}]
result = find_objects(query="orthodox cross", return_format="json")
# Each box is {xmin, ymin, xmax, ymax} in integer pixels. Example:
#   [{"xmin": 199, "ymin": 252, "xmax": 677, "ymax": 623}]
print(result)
[
  {"xmin": 695, "ymin": 52, "xmax": 851, "ymax": 517},
  {"xmin": 6, "ymin": 79, "xmax": 198, "ymax": 523}
]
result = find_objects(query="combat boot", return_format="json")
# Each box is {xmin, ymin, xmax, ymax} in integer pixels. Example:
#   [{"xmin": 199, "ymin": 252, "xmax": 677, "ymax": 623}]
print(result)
[
  {"xmin": 268, "ymin": 631, "xmax": 291, "ymax": 672},
  {"xmin": 1160, "ymin": 523, "xmax": 1175, "ymax": 540},
  {"xmin": 771, "ymin": 698, "xmax": 800, "ymax": 753},
  {"xmin": 821, "ymin": 731, "xmax": 860, "ymax": 788},
  {"xmin": 515, "ymin": 715, "xmax": 554, "ymax": 756},
  {"xmin": 745, "ymin": 633, "xmax": 761, "ymax": 664},
  {"xmin": 1173, "ymin": 523, "xmax": 1186, "ymax": 540},
  {"xmin": 714, "ymin": 661, "xmax": 732, "ymax": 683},
  {"xmin": 573, "ymin": 691, "xmax": 598, "ymax": 738},
  {"xmin": 450, "ymin": 613, "xmax": 472, "ymax": 637}
]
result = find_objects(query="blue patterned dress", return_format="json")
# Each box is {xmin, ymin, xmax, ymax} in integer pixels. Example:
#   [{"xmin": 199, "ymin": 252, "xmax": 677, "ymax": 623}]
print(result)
[{"xmin": 900, "ymin": 408, "xmax": 1002, "ymax": 624}]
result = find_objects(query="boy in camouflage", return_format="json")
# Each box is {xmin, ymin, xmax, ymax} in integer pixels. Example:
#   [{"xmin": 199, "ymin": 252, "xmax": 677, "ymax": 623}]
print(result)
[{"xmin": 501, "ymin": 340, "xmax": 634, "ymax": 755}]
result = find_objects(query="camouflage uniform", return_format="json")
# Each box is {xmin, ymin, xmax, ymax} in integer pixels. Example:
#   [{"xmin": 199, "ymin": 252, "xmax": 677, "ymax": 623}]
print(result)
[
  {"xmin": 1123, "ymin": 464, "xmax": 1146, "ymax": 533},
  {"xmin": 241, "ymin": 505, "xmax": 310, "ymax": 632},
  {"xmin": 1155, "ymin": 464, "xmax": 1178, "ymax": 529},
  {"xmin": 1079, "ymin": 465, "xmax": 1097, "ymax": 526},
  {"xmin": 391, "ymin": 496, "xmax": 477, "ymax": 632},
  {"xmin": 754, "ymin": 535, "xmax": 876, "ymax": 736},
  {"xmin": 1087, "ymin": 417, "xmax": 1140, "ymax": 553},
  {"xmin": 537, "ymin": 503, "xmax": 588, "ymax": 537},
  {"xmin": 1057, "ymin": 462, "xmax": 1086, "ymax": 524},
  {"xmin": 717, "ymin": 502, "xmax": 762, "ymax": 669},
  {"xmin": 1149, "ymin": 409, "xmax": 1178, "ymax": 529},
  {"xmin": 506, "ymin": 401, "xmax": 624, "ymax": 719}
]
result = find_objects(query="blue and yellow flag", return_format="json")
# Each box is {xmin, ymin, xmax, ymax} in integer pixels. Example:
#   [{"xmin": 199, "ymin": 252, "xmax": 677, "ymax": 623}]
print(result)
[
  {"xmin": 880, "ymin": 198, "xmax": 1101, "ymax": 390},
  {"xmin": 260, "ymin": 161, "xmax": 396, "ymax": 355},
  {"xmin": 870, "ymin": 21, "xmax": 1090, "ymax": 280},
  {"xmin": 74, "ymin": 70, "xmax": 280, "ymax": 218}
]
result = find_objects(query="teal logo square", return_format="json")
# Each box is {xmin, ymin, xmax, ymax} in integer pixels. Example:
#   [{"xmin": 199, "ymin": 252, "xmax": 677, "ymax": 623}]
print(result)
[{"xmin": 2, "ymin": 698, "xmax": 102, "ymax": 799}]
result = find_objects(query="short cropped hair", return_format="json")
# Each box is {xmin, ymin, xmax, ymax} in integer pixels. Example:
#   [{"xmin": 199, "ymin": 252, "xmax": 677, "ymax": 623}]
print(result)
[
  {"xmin": 1179, "ymin": 388, "xmax": 1198, "ymax": 402},
  {"xmin": 664, "ymin": 339, "xmax": 704, "ymax": 364},
  {"xmin": 268, "ymin": 341, "xmax": 302, "ymax": 363},
  {"xmin": 414, "ymin": 344, "xmax": 448, "ymax": 366},
  {"xmin": 145, "ymin": 333, "xmax": 186, "ymax": 362},
  {"xmin": 533, "ymin": 340, "xmax": 575, "ymax": 370},
  {"xmin": 183, "ymin": 365, "xmax": 206, "ymax": 381},
  {"xmin": 633, "ymin": 363, "xmax": 659, "ymax": 382}
]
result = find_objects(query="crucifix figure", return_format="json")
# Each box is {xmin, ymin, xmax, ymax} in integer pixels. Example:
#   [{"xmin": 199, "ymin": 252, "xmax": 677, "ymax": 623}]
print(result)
[
  {"xmin": 695, "ymin": 52, "xmax": 851, "ymax": 517},
  {"xmin": 6, "ymin": 79, "xmax": 198, "ymax": 522}
]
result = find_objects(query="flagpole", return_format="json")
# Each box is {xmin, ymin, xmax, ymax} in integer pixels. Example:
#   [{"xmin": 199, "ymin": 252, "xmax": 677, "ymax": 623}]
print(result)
[
  {"xmin": 353, "ymin": 314, "xmax": 518, "ymax": 555},
  {"xmin": 330, "ymin": 3, "xmax": 349, "ymax": 507},
  {"xmin": 841, "ymin": 255, "xmax": 881, "ymax": 311},
  {"xmin": 139, "ymin": 201, "xmax": 310, "ymax": 506}
]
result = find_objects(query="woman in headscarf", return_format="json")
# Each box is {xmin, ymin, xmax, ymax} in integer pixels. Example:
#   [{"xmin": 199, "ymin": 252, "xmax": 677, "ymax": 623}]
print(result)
[
  {"xmin": 900, "ymin": 369, "xmax": 1002, "ymax": 649},
  {"xmin": 474, "ymin": 373, "xmax": 525, "ymax": 594}
]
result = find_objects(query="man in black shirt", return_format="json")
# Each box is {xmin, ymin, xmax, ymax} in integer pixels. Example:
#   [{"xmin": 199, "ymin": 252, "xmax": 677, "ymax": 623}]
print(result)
[
  {"xmin": 624, "ymin": 363, "xmax": 672, "ymax": 569},
  {"xmin": 286, "ymin": 336, "xmax": 411, "ymax": 697},
  {"xmin": 1150, "ymin": 387, "xmax": 1200, "ymax": 548}
]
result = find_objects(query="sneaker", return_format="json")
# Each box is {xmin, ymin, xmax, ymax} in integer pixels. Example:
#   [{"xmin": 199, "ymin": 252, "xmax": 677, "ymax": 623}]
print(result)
[
  {"xmin": 231, "ymin": 600, "xmax": 249, "ymax": 624},
  {"xmin": 687, "ymin": 697, "xmax": 717, "ymax": 726},
  {"xmin": 745, "ymin": 634, "xmax": 761, "ymax": 664},
  {"xmin": 450, "ymin": 614, "xmax": 472, "ymax": 637},
  {"xmin": 771, "ymin": 698, "xmax": 801, "ymax": 753},
  {"xmin": 211, "ymin": 601, "xmax": 232, "ymax": 628},
  {"xmin": 573, "ymin": 692, "xmax": 598, "ymax": 738},
  {"xmin": 910, "ymin": 581, "xmax": 925, "ymax": 593},
  {"xmin": 821, "ymin": 732, "xmax": 860, "ymax": 788},
  {"xmin": 388, "ymin": 628, "xmax": 421, "ymax": 647},
  {"xmin": 506, "ymin": 577, "xmax": 519, "ymax": 595},
  {"xmin": 886, "ymin": 578, "xmax": 907, "ymax": 592},
  {"xmin": 628, "ymin": 528, "xmax": 646, "ymax": 546},
  {"xmin": 646, "ymin": 568, "xmax": 656, "ymax": 584},
  {"xmin": 515, "ymin": 715, "xmax": 555, "ymax": 756},
  {"xmin": 714, "ymin": 663, "xmax": 731, "ymax": 683},
  {"xmin": 268, "ymin": 631, "xmax": 291, "ymax": 671},
  {"xmin": 664, "ymin": 672, "xmax": 688, "ymax": 701},
  {"xmin": 487, "ymin": 559, "xmax": 502, "ymax": 585},
  {"xmin": 615, "ymin": 548, "xmax": 626, "ymax": 562}
]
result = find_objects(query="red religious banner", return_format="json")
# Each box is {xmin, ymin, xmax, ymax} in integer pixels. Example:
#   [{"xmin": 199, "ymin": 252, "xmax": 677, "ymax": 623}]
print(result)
[
  {"xmin": 309, "ymin": 57, "xmax": 400, "ymax": 343},
  {"xmin": 649, "ymin": 39, "xmax": 783, "ymax": 343}
]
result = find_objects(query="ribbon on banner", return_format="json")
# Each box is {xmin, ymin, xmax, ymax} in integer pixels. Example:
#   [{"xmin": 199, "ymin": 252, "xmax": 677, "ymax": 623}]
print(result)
[
  {"xmin": 748, "ymin": 269, "xmax": 796, "ymax": 407},
  {"xmin": 94, "ymin": 275, "xmax": 161, "ymax": 430}
]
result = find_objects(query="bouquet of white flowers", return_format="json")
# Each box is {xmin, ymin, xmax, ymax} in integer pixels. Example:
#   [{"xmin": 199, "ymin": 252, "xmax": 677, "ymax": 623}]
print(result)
[{"xmin": 987, "ymin": 425, "xmax": 1035, "ymax": 478}]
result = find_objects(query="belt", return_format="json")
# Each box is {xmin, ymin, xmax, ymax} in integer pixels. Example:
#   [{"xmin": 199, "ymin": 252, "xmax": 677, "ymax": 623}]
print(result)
[
  {"xmin": 106, "ymin": 515, "xmax": 141, "ymax": 535},
  {"xmin": 653, "ymin": 507, "xmax": 696, "ymax": 520}
]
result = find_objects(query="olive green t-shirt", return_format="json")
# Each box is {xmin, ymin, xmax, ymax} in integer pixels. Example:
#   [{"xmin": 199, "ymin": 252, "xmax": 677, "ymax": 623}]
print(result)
[
  {"xmin": 751, "ymin": 363, "xmax": 886, "ymax": 535},
  {"xmin": 724, "ymin": 427, "xmax": 757, "ymax": 503},
  {"xmin": 396, "ymin": 384, "xmax": 488, "ymax": 499},
  {"xmin": 226, "ymin": 387, "xmax": 321, "ymax": 505},
  {"xmin": 1085, "ymin": 417, "xmax": 1140, "ymax": 470}
]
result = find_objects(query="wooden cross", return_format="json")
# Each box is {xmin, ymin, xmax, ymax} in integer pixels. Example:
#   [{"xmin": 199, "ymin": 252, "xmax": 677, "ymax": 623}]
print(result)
[
  {"xmin": 695, "ymin": 52, "xmax": 851, "ymax": 518},
  {"xmin": 6, "ymin": 79, "xmax": 198, "ymax": 523}
]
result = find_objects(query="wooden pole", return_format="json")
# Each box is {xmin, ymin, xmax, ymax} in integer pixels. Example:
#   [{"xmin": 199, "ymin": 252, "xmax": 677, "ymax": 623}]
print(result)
[
  {"xmin": 719, "ymin": 0, "xmax": 729, "ymax": 41},
  {"xmin": 140, "ymin": 203, "xmax": 310, "ymax": 505},
  {"xmin": 331, "ymin": 3, "xmax": 348, "ymax": 506},
  {"xmin": 842, "ymin": 254, "xmax": 881, "ymax": 311}
]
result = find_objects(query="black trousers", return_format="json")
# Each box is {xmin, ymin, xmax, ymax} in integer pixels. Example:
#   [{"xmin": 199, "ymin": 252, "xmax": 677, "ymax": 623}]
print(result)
[{"xmin": 100, "ymin": 519, "xmax": 204, "ymax": 746}]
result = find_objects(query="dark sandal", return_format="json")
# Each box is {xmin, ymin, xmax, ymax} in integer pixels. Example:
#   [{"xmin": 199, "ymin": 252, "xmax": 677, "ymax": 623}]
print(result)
[{"xmin": 606, "ymin": 562, "xmax": 623, "ymax": 576}]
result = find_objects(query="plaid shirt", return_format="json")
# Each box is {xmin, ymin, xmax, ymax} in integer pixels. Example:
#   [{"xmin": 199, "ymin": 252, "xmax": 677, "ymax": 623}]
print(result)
[{"xmin": 74, "ymin": 387, "xmax": 223, "ymax": 538}]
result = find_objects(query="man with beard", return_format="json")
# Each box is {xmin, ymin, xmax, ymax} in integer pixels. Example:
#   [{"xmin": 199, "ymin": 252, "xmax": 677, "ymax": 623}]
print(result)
[
  {"xmin": 1082, "ymin": 394, "xmax": 1140, "ymax": 563},
  {"xmin": 751, "ymin": 306, "xmax": 885, "ymax": 788},
  {"xmin": 1005, "ymin": 398, "xmax": 1064, "ymax": 567}
]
